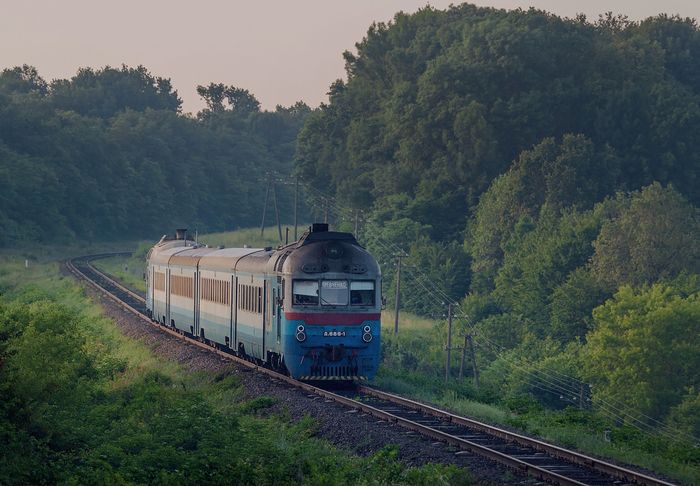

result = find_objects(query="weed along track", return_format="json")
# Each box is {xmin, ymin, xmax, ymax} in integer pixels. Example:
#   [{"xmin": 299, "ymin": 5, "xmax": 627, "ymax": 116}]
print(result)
[{"xmin": 67, "ymin": 254, "xmax": 678, "ymax": 486}]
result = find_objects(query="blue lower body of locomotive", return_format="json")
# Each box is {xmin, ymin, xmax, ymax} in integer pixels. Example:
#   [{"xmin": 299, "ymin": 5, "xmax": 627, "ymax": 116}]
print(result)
[{"xmin": 281, "ymin": 317, "xmax": 380, "ymax": 380}]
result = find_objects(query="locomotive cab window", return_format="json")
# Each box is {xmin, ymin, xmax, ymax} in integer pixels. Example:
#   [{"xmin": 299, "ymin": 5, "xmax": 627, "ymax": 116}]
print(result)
[
  {"xmin": 321, "ymin": 280, "xmax": 348, "ymax": 306},
  {"xmin": 293, "ymin": 280, "xmax": 319, "ymax": 305},
  {"xmin": 350, "ymin": 281, "xmax": 375, "ymax": 306}
]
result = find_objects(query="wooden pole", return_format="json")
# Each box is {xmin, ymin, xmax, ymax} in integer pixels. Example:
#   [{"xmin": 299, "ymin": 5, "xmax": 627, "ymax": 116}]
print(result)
[
  {"xmin": 459, "ymin": 334, "xmax": 467, "ymax": 379},
  {"xmin": 393, "ymin": 255, "xmax": 402, "ymax": 335},
  {"xmin": 293, "ymin": 176, "xmax": 298, "ymax": 241},
  {"xmin": 445, "ymin": 304, "xmax": 453, "ymax": 382},
  {"xmin": 467, "ymin": 334, "xmax": 479, "ymax": 389},
  {"xmin": 260, "ymin": 177, "xmax": 270, "ymax": 237},
  {"xmin": 273, "ymin": 183, "xmax": 282, "ymax": 242}
]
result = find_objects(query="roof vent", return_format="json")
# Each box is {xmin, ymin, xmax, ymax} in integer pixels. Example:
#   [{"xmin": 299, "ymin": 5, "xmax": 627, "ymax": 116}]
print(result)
[
  {"xmin": 311, "ymin": 223, "xmax": 329, "ymax": 233},
  {"xmin": 175, "ymin": 228, "xmax": 188, "ymax": 240}
]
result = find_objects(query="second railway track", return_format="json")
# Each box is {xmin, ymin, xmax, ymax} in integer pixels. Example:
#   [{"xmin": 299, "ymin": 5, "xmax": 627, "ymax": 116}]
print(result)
[{"xmin": 67, "ymin": 253, "xmax": 678, "ymax": 486}]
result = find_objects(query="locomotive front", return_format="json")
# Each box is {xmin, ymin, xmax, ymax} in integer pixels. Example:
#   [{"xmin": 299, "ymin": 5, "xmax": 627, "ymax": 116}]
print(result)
[{"xmin": 280, "ymin": 224, "xmax": 381, "ymax": 380}]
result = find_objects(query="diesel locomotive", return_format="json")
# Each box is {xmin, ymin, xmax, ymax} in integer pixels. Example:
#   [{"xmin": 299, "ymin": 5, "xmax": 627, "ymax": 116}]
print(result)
[{"xmin": 145, "ymin": 224, "xmax": 381, "ymax": 380}]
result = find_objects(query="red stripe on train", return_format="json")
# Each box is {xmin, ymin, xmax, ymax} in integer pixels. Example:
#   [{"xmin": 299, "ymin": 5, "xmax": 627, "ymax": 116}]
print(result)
[{"xmin": 284, "ymin": 312, "xmax": 380, "ymax": 325}]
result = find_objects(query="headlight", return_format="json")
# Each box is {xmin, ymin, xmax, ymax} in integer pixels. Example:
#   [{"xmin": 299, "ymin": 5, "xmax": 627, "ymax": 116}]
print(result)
[
  {"xmin": 363, "ymin": 325, "xmax": 371, "ymax": 333},
  {"xmin": 362, "ymin": 332, "xmax": 372, "ymax": 343},
  {"xmin": 296, "ymin": 331, "xmax": 306, "ymax": 342},
  {"xmin": 297, "ymin": 325, "xmax": 305, "ymax": 333}
]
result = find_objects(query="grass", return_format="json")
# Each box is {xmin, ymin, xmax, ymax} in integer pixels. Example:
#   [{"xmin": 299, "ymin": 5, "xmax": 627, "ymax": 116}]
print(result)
[
  {"xmin": 92, "ymin": 250, "xmax": 149, "ymax": 293},
  {"xmin": 0, "ymin": 248, "xmax": 474, "ymax": 485},
  {"xmin": 381, "ymin": 309, "xmax": 436, "ymax": 332},
  {"xmin": 198, "ymin": 224, "xmax": 306, "ymax": 249}
]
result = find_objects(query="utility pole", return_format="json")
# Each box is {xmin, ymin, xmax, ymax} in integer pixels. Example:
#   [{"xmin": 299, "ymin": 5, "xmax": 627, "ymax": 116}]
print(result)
[
  {"xmin": 324, "ymin": 198, "xmax": 328, "ymax": 224},
  {"xmin": 293, "ymin": 176, "xmax": 299, "ymax": 241},
  {"xmin": 467, "ymin": 334, "xmax": 479, "ymax": 389},
  {"xmin": 459, "ymin": 334, "xmax": 467, "ymax": 379},
  {"xmin": 393, "ymin": 255, "xmax": 404, "ymax": 335},
  {"xmin": 260, "ymin": 175, "xmax": 270, "ymax": 237},
  {"xmin": 445, "ymin": 304, "xmax": 453, "ymax": 382},
  {"xmin": 272, "ymin": 182, "xmax": 282, "ymax": 242},
  {"xmin": 354, "ymin": 210, "xmax": 359, "ymax": 236}
]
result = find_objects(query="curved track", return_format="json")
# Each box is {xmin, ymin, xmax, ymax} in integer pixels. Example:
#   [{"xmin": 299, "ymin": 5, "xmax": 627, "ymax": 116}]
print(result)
[{"xmin": 66, "ymin": 253, "xmax": 678, "ymax": 486}]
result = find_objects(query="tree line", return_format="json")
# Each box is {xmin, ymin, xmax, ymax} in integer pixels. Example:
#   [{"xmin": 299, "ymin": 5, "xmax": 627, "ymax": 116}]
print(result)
[
  {"xmin": 0, "ymin": 65, "xmax": 310, "ymax": 245},
  {"xmin": 297, "ymin": 6, "xmax": 700, "ymax": 438}
]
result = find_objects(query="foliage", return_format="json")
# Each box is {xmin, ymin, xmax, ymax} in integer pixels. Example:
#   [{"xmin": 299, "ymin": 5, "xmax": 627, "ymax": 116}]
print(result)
[
  {"xmin": 666, "ymin": 390, "xmax": 700, "ymax": 439},
  {"xmin": 50, "ymin": 65, "xmax": 182, "ymax": 117},
  {"xmin": 590, "ymin": 183, "xmax": 700, "ymax": 290},
  {"xmin": 0, "ymin": 65, "xmax": 310, "ymax": 246},
  {"xmin": 0, "ymin": 258, "xmax": 468, "ymax": 485},
  {"xmin": 492, "ymin": 207, "xmax": 603, "ymax": 331},
  {"xmin": 584, "ymin": 280, "xmax": 700, "ymax": 423},
  {"xmin": 377, "ymin": 311, "xmax": 700, "ymax": 484},
  {"xmin": 549, "ymin": 267, "xmax": 607, "ymax": 343},
  {"xmin": 297, "ymin": 6, "xmax": 700, "ymax": 245},
  {"xmin": 290, "ymin": 6, "xmax": 700, "ymax": 481}
]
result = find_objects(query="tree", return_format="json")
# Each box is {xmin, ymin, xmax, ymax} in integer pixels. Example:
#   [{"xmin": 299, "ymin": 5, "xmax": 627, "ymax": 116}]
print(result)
[
  {"xmin": 196, "ymin": 84, "xmax": 261, "ymax": 115},
  {"xmin": 492, "ymin": 206, "xmax": 603, "ymax": 331},
  {"xmin": 0, "ymin": 65, "xmax": 48, "ymax": 95},
  {"xmin": 590, "ymin": 183, "xmax": 700, "ymax": 289},
  {"xmin": 0, "ymin": 65, "xmax": 302, "ymax": 246},
  {"xmin": 297, "ymin": 5, "xmax": 700, "ymax": 260},
  {"xmin": 196, "ymin": 83, "xmax": 227, "ymax": 111},
  {"xmin": 549, "ymin": 267, "xmax": 608, "ymax": 343},
  {"xmin": 584, "ymin": 282, "xmax": 700, "ymax": 422},
  {"xmin": 224, "ymin": 87, "xmax": 260, "ymax": 114},
  {"xmin": 50, "ymin": 65, "xmax": 181, "ymax": 117}
]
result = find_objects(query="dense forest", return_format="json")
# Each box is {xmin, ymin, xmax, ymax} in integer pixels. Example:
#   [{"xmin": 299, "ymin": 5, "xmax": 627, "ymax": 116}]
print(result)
[
  {"xmin": 0, "ymin": 65, "xmax": 308, "ymax": 245},
  {"xmin": 297, "ymin": 6, "xmax": 700, "ymax": 440}
]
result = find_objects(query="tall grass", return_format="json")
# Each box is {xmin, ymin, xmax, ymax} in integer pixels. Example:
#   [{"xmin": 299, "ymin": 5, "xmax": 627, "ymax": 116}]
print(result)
[
  {"xmin": 92, "ymin": 252, "xmax": 148, "ymax": 293},
  {"xmin": 0, "ymin": 251, "xmax": 472, "ymax": 485}
]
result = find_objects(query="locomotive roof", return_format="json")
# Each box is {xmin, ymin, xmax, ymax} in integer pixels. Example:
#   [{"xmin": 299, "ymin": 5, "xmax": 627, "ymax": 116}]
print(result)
[
  {"xmin": 198, "ymin": 247, "xmax": 268, "ymax": 272},
  {"xmin": 148, "ymin": 245, "xmax": 193, "ymax": 265},
  {"xmin": 169, "ymin": 247, "xmax": 218, "ymax": 267},
  {"xmin": 281, "ymin": 235, "xmax": 380, "ymax": 278},
  {"xmin": 148, "ymin": 225, "xmax": 378, "ymax": 277}
]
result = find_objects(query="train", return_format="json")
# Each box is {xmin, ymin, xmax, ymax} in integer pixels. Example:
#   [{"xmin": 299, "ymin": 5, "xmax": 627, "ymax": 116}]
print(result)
[{"xmin": 145, "ymin": 223, "xmax": 381, "ymax": 380}]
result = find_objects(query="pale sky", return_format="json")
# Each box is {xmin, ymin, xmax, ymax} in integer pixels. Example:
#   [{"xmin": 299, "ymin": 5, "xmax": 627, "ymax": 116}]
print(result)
[{"xmin": 1, "ymin": 1, "xmax": 698, "ymax": 114}]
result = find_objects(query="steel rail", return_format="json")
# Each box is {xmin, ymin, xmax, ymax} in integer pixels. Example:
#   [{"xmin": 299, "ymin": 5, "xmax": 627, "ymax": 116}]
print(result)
[
  {"xmin": 66, "ymin": 253, "xmax": 678, "ymax": 486},
  {"xmin": 357, "ymin": 386, "xmax": 676, "ymax": 486},
  {"xmin": 84, "ymin": 254, "xmax": 146, "ymax": 304}
]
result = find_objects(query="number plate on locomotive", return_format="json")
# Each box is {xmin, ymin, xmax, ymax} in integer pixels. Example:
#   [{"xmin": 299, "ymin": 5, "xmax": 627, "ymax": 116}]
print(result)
[{"xmin": 323, "ymin": 331, "xmax": 346, "ymax": 337}]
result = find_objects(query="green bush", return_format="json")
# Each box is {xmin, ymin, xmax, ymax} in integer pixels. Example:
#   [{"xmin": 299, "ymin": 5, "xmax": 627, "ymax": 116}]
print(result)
[{"xmin": 0, "ymin": 260, "xmax": 469, "ymax": 485}]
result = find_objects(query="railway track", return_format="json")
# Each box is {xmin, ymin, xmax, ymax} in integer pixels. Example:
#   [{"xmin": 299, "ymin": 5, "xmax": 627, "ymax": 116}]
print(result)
[{"xmin": 66, "ymin": 253, "xmax": 678, "ymax": 486}]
